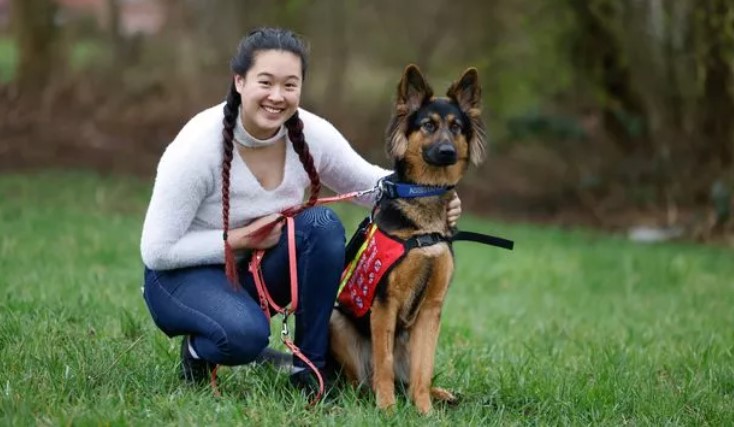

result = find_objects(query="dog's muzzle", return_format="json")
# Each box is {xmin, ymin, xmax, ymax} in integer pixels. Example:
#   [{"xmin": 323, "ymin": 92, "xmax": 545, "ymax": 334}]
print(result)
[{"xmin": 423, "ymin": 142, "xmax": 458, "ymax": 166}]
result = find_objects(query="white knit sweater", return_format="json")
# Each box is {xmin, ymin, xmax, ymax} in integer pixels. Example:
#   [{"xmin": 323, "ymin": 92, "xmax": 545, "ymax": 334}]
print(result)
[{"xmin": 140, "ymin": 103, "xmax": 389, "ymax": 270}]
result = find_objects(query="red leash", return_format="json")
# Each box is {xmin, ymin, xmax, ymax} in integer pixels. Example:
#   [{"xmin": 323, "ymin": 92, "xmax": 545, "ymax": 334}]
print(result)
[
  {"xmin": 249, "ymin": 216, "xmax": 325, "ymax": 405},
  {"xmin": 209, "ymin": 186, "xmax": 378, "ymax": 404},
  {"xmin": 281, "ymin": 188, "xmax": 377, "ymax": 217}
]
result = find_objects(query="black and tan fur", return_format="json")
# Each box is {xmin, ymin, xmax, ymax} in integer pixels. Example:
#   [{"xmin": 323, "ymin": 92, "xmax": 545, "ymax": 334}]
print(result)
[{"xmin": 329, "ymin": 64, "xmax": 486, "ymax": 414}]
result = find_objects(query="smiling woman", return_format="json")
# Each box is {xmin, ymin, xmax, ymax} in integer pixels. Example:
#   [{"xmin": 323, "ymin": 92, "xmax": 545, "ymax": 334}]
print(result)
[{"xmin": 138, "ymin": 27, "xmax": 394, "ymax": 398}]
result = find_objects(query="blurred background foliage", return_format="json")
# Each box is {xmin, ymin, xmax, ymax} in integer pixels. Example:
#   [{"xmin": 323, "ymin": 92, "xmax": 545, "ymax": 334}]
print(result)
[{"xmin": 1, "ymin": 0, "xmax": 732, "ymax": 240}]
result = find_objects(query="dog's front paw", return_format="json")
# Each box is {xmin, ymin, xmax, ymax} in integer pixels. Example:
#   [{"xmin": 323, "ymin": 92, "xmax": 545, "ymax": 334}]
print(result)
[
  {"xmin": 376, "ymin": 393, "xmax": 396, "ymax": 411},
  {"xmin": 415, "ymin": 396, "xmax": 433, "ymax": 415}
]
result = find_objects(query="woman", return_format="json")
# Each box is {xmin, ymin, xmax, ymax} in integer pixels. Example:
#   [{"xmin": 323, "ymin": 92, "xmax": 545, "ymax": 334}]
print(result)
[{"xmin": 140, "ymin": 27, "xmax": 461, "ymax": 394}]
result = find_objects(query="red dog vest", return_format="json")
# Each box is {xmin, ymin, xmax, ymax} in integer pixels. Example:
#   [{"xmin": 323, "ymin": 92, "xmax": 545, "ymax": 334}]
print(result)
[{"xmin": 337, "ymin": 224, "xmax": 405, "ymax": 318}]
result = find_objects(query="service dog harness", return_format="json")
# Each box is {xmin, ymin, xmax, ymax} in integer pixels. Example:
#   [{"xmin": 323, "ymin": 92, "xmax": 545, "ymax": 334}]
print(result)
[
  {"xmin": 337, "ymin": 179, "xmax": 514, "ymax": 319},
  {"xmin": 337, "ymin": 222, "xmax": 449, "ymax": 317}
]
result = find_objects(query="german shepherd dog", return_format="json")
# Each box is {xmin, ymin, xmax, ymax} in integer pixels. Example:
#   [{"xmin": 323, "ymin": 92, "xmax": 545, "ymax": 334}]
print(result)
[{"xmin": 329, "ymin": 64, "xmax": 486, "ymax": 414}]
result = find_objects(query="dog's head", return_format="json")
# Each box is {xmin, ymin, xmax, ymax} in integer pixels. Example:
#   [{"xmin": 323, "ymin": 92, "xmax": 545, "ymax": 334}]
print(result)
[{"xmin": 386, "ymin": 64, "xmax": 486, "ymax": 186}]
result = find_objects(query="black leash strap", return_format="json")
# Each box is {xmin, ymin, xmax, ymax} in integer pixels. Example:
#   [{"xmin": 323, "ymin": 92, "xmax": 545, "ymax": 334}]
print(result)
[{"xmin": 453, "ymin": 231, "xmax": 514, "ymax": 250}]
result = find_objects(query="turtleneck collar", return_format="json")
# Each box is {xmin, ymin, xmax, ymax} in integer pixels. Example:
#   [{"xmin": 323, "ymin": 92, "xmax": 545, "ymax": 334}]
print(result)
[{"xmin": 234, "ymin": 107, "xmax": 287, "ymax": 148}]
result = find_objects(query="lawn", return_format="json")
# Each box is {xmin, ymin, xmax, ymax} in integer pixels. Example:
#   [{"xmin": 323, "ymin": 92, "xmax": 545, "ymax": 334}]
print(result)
[{"xmin": 1, "ymin": 170, "xmax": 733, "ymax": 425}]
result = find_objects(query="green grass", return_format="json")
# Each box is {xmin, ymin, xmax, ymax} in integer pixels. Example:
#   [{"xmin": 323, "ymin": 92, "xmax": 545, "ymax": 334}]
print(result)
[{"xmin": 1, "ymin": 170, "xmax": 733, "ymax": 425}]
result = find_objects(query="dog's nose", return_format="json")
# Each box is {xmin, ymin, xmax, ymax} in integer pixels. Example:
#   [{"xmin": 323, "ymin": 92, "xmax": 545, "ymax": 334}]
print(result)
[
  {"xmin": 438, "ymin": 143, "xmax": 456, "ymax": 157},
  {"xmin": 423, "ymin": 142, "xmax": 457, "ymax": 165}
]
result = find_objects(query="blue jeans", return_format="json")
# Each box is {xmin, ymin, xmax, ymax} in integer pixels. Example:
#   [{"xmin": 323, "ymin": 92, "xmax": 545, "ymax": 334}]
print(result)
[{"xmin": 142, "ymin": 206, "xmax": 345, "ymax": 369}]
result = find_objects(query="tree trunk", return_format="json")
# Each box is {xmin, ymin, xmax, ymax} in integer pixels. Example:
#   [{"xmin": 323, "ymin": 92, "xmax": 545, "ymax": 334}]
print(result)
[
  {"xmin": 105, "ymin": 0, "xmax": 125, "ymax": 63},
  {"xmin": 695, "ymin": 0, "xmax": 734, "ymax": 171},
  {"xmin": 323, "ymin": 0, "xmax": 349, "ymax": 116},
  {"xmin": 162, "ymin": 0, "xmax": 202, "ymax": 104},
  {"xmin": 568, "ymin": 0, "xmax": 651, "ymax": 155},
  {"xmin": 10, "ymin": 0, "xmax": 58, "ymax": 97}
]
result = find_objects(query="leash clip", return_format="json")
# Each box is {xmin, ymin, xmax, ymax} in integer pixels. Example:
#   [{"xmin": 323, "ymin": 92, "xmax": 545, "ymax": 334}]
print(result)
[
  {"xmin": 374, "ymin": 177, "xmax": 388, "ymax": 201},
  {"xmin": 280, "ymin": 315, "xmax": 290, "ymax": 337},
  {"xmin": 355, "ymin": 185, "xmax": 380, "ymax": 203}
]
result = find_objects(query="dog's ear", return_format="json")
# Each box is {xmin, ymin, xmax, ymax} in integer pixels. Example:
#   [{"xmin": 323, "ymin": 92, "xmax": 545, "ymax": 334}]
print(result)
[
  {"xmin": 398, "ymin": 64, "xmax": 433, "ymax": 112},
  {"xmin": 387, "ymin": 65, "xmax": 434, "ymax": 159},
  {"xmin": 447, "ymin": 67, "xmax": 486, "ymax": 165},
  {"xmin": 447, "ymin": 67, "xmax": 481, "ymax": 111}
]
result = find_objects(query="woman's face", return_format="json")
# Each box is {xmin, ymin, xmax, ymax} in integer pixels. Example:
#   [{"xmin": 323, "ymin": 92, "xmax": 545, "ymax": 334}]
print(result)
[{"xmin": 235, "ymin": 50, "xmax": 303, "ymax": 139}]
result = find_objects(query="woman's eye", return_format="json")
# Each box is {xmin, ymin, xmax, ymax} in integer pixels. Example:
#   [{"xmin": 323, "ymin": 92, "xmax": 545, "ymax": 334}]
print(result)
[
  {"xmin": 422, "ymin": 122, "xmax": 436, "ymax": 133},
  {"xmin": 259, "ymin": 81, "xmax": 271, "ymax": 87}
]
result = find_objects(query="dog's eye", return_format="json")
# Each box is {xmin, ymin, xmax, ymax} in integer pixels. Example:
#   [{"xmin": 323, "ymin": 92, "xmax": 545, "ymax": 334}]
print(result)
[
  {"xmin": 450, "ymin": 122, "xmax": 462, "ymax": 134},
  {"xmin": 422, "ymin": 122, "xmax": 436, "ymax": 133}
]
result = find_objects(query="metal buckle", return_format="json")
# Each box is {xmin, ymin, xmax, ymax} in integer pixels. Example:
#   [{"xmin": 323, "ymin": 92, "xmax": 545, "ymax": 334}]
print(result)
[
  {"xmin": 374, "ymin": 178, "xmax": 387, "ymax": 201},
  {"xmin": 414, "ymin": 234, "xmax": 441, "ymax": 248},
  {"xmin": 381, "ymin": 179, "xmax": 397, "ymax": 199}
]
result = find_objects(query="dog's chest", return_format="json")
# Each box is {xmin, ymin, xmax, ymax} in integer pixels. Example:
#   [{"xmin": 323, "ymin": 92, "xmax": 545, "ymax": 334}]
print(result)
[{"xmin": 394, "ymin": 244, "xmax": 453, "ymax": 329}]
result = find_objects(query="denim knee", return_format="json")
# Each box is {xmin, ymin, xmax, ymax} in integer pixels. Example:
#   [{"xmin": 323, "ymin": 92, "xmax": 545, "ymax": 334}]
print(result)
[
  {"xmin": 215, "ymin": 313, "xmax": 270, "ymax": 366},
  {"xmin": 295, "ymin": 206, "xmax": 346, "ymax": 302},
  {"xmin": 298, "ymin": 206, "xmax": 346, "ymax": 254}
]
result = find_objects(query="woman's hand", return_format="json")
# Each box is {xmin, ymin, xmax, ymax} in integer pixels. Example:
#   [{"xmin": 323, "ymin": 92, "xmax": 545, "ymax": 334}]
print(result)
[
  {"xmin": 447, "ymin": 192, "xmax": 462, "ymax": 228},
  {"xmin": 228, "ymin": 213, "xmax": 284, "ymax": 250}
]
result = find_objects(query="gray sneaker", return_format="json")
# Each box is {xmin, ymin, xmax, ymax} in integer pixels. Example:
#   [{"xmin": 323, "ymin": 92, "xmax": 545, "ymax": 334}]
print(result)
[
  {"xmin": 254, "ymin": 347, "xmax": 293, "ymax": 370},
  {"xmin": 180, "ymin": 336, "xmax": 215, "ymax": 384}
]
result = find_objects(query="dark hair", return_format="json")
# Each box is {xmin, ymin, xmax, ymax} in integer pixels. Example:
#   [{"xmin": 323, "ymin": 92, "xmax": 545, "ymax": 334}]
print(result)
[
  {"xmin": 230, "ymin": 27, "xmax": 309, "ymax": 80},
  {"xmin": 221, "ymin": 28, "xmax": 321, "ymax": 285}
]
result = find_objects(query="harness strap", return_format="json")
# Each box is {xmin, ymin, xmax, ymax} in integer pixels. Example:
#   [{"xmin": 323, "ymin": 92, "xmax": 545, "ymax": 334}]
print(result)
[
  {"xmin": 404, "ymin": 232, "xmax": 447, "ymax": 249},
  {"xmin": 403, "ymin": 230, "xmax": 515, "ymax": 251},
  {"xmin": 453, "ymin": 230, "xmax": 514, "ymax": 250}
]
